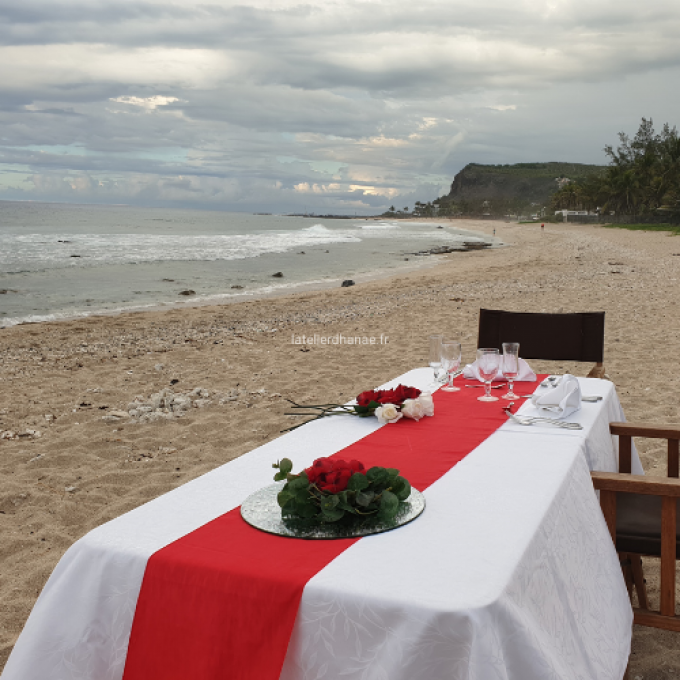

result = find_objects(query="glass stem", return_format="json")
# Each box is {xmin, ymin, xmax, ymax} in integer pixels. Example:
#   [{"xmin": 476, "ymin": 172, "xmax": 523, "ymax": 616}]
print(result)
[
  {"xmin": 509, "ymin": 378, "xmax": 514, "ymax": 395},
  {"xmin": 448, "ymin": 372, "xmax": 453, "ymax": 388},
  {"xmin": 485, "ymin": 380, "xmax": 491, "ymax": 398}
]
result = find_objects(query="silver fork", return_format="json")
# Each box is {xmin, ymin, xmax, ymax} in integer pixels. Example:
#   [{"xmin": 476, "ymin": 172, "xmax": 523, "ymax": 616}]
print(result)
[
  {"xmin": 504, "ymin": 410, "xmax": 583, "ymax": 430},
  {"xmin": 519, "ymin": 394, "xmax": 602, "ymax": 402}
]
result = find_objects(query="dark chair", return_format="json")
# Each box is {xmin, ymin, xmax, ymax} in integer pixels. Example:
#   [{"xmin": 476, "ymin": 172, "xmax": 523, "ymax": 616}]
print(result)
[
  {"xmin": 592, "ymin": 422, "xmax": 680, "ymax": 632},
  {"xmin": 477, "ymin": 309, "xmax": 606, "ymax": 377}
]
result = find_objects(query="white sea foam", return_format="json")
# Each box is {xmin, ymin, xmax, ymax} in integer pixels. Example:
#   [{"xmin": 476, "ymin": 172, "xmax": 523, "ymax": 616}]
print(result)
[
  {"xmin": 357, "ymin": 221, "xmax": 400, "ymax": 230},
  {"xmin": 0, "ymin": 228, "xmax": 362, "ymax": 272}
]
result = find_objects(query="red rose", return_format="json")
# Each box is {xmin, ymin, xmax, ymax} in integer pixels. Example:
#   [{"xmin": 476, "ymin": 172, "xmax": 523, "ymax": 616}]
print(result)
[
  {"xmin": 304, "ymin": 457, "xmax": 366, "ymax": 493},
  {"xmin": 376, "ymin": 389, "xmax": 397, "ymax": 404},
  {"xmin": 357, "ymin": 390, "xmax": 379, "ymax": 407},
  {"xmin": 392, "ymin": 384, "xmax": 421, "ymax": 404},
  {"xmin": 348, "ymin": 459, "xmax": 365, "ymax": 473}
]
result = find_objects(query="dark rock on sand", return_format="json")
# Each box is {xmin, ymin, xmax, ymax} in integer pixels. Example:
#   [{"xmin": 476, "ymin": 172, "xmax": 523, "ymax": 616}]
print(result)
[
  {"xmin": 179, "ymin": 290, "xmax": 196, "ymax": 296},
  {"xmin": 272, "ymin": 272, "xmax": 284, "ymax": 278},
  {"xmin": 341, "ymin": 280, "xmax": 355, "ymax": 288}
]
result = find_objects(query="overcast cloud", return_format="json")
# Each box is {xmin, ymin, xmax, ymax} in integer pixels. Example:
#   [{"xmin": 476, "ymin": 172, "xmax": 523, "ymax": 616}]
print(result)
[{"xmin": 1, "ymin": 0, "xmax": 679, "ymax": 213}]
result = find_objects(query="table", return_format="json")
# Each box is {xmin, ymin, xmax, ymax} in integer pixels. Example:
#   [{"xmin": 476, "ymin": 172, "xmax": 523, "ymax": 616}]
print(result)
[{"xmin": 2, "ymin": 370, "xmax": 635, "ymax": 680}]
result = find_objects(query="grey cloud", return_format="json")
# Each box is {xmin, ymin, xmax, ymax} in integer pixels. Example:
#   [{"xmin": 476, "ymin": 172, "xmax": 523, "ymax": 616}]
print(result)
[{"xmin": 1, "ymin": 1, "xmax": 679, "ymax": 213}]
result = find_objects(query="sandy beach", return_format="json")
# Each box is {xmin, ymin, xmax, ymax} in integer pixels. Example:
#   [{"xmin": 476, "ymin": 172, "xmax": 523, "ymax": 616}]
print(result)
[{"xmin": 1, "ymin": 218, "xmax": 679, "ymax": 677}]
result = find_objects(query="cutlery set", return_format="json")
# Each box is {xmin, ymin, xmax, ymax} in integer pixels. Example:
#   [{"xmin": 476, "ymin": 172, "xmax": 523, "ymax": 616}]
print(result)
[{"xmin": 504, "ymin": 409, "xmax": 583, "ymax": 430}]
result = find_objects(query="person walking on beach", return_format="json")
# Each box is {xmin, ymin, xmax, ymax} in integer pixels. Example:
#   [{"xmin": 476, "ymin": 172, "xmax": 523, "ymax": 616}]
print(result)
[{"xmin": 541, "ymin": 223, "xmax": 544, "ymax": 233}]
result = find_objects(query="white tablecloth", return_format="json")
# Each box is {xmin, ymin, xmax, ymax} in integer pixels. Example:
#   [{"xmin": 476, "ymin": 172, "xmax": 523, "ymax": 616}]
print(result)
[{"xmin": 2, "ymin": 371, "xmax": 634, "ymax": 680}]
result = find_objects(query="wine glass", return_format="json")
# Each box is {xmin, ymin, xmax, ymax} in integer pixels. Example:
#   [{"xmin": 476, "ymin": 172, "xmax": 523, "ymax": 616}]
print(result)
[
  {"xmin": 476, "ymin": 348, "xmax": 500, "ymax": 402},
  {"xmin": 440, "ymin": 341, "xmax": 462, "ymax": 392},
  {"xmin": 428, "ymin": 335, "xmax": 443, "ymax": 386},
  {"xmin": 501, "ymin": 342, "xmax": 520, "ymax": 400}
]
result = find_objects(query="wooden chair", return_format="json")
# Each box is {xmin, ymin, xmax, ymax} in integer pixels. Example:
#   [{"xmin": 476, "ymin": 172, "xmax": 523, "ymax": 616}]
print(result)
[
  {"xmin": 477, "ymin": 309, "xmax": 606, "ymax": 378},
  {"xmin": 592, "ymin": 422, "xmax": 680, "ymax": 632}
]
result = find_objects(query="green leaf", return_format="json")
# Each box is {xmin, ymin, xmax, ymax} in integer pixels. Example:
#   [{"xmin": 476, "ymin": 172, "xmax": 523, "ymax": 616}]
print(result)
[
  {"xmin": 273, "ymin": 458, "xmax": 294, "ymax": 481},
  {"xmin": 295, "ymin": 502, "xmax": 319, "ymax": 519},
  {"xmin": 287, "ymin": 475, "xmax": 309, "ymax": 492},
  {"xmin": 393, "ymin": 477, "xmax": 412, "ymax": 501},
  {"xmin": 355, "ymin": 490, "xmax": 375, "ymax": 507},
  {"xmin": 386, "ymin": 468, "xmax": 400, "ymax": 483},
  {"xmin": 277, "ymin": 490, "xmax": 294, "ymax": 507},
  {"xmin": 378, "ymin": 490, "xmax": 399, "ymax": 520},
  {"xmin": 294, "ymin": 487, "xmax": 311, "ymax": 504},
  {"xmin": 335, "ymin": 491, "xmax": 355, "ymax": 512},
  {"xmin": 367, "ymin": 400, "xmax": 381, "ymax": 409},
  {"xmin": 346, "ymin": 473, "xmax": 369, "ymax": 492},
  {"xmin": 320, "ymin": 495, "xmax": 340, "ymax": 512},
  {"xmin": 353, "ymin": 405, "xmax": 370, "ymax": 414},
  {"xmin": 367, "ymin": 467, "xmax": 388, "ymax": 487},
  {"xmin": 320, "ymin": 506, "xmax": 345, "ymax": 522}
]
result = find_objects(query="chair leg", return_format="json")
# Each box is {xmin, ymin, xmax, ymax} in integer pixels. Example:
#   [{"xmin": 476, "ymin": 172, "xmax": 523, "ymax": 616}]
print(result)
[
  {"xmin": 620, "ymin": 553, "xmax": 634, "ymax": 599},
  {"xmin": 629, "ymin": 554, "xmax": 649, "ymax": 610},
  {"xmin": 587, "ymin": 362, "xmax": 606, "ymax": 379}
]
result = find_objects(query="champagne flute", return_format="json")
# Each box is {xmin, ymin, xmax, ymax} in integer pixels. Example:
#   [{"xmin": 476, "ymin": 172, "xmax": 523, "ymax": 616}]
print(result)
[
  {"xmin": 501, "ymin": 342, "xmax": 520, "ymax": 400},
  {"xmin": 428, "ymin": 335, "xmax": 443, "ymax": 386},
  {"xmin": 440, "ymin": 341, "xmax": 462, "ymax": 392},
  {"xmin": 477, "ymin": 348, "xmax": 500, "ymax": 402}
]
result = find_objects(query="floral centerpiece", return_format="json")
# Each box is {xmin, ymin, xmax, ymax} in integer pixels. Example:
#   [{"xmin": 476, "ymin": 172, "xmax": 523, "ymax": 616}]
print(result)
[
  {"xmin": 272, "ymin": 456, "xmax": 412, "ymax": 524},
  {"xmin": 284, "ymin": 384, "xmax": 434, "ymax": 431}
]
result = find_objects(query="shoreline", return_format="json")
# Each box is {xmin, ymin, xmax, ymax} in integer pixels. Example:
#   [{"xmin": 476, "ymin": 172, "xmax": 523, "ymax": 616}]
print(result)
[
  {"xmin": 2, "ymin": 220, "xmax": 679, "ymax": 676},
  {"xmin": 1, "ymin": 218, "xmax": 498, "ymax": 330}
]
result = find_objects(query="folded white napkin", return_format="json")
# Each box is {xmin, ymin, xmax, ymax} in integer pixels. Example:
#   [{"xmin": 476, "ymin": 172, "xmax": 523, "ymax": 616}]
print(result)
[
  {"xmin": 463, "ymin": 358, "xmax": 537, "ymax": 382},
  {"xmin": 530, "ymin": 374, "xmax": 582, "ymax": 418}
]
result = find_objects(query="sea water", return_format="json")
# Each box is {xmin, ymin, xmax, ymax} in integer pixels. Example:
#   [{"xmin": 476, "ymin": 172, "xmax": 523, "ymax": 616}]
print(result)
[{"xmin": 0, "ymin": 201, "xmax": 489, "ymax": 327}]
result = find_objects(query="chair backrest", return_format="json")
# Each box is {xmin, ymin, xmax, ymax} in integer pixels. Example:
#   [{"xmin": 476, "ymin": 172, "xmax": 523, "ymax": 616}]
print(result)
[{"xmin": 477, "ymin": 309, "xmax": 605, "ymax": 363}]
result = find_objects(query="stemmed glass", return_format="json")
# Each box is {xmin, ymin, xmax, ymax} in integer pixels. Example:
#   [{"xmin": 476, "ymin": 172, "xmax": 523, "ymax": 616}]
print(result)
[
  {"xmin": 501, "ymin": 342, "xmax": 520, "ymax": 400},
  {"xmin": 476, "ymin": 348, "xmax": 501, "ymax": 402},
  {"xmin": 440, "ymin": 341, "xmax": 462, "ymax": 392},
  {"xmin": 428, "ymin": 335, "xmax": 443, "ymax": 387}
]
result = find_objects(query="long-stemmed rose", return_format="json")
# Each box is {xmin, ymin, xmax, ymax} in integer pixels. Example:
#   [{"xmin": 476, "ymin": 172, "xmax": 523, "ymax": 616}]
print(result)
[{"xmin": 284, "ymin": 385, "xmax": 434, "ymax": 431}]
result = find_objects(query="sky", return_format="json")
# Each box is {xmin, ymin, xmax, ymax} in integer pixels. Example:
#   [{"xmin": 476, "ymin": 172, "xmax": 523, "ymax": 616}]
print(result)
[{"xmin": 1, "ymin": 0, "xmax": 679, "ymax": 214}]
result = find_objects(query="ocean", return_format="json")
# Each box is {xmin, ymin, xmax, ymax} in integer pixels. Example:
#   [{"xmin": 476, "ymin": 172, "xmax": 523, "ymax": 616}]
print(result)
[{"xmin": 0, "ymin": 201, "xmax": 491, "ymax": 327}]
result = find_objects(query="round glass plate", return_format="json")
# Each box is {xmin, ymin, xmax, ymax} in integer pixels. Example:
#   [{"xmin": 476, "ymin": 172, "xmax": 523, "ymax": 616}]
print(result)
[{"xmin": 241, "ymin": 482, "xmax": 426, "ymax": 540}]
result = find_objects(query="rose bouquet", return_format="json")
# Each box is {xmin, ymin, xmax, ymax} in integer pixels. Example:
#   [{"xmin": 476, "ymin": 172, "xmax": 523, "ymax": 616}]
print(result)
[
  {"xmin": 284, "ymin": 384, "xmax": 434, "ymax": 431},
  {"xmin": 273, "ymin": 456, "xmax": 412, "ymax": 524}
]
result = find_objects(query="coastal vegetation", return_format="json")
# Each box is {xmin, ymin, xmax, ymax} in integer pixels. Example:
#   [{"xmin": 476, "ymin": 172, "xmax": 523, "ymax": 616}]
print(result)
[{"xmin": 551, "ymin": 119, "xmax": 680, "ymax": 217}]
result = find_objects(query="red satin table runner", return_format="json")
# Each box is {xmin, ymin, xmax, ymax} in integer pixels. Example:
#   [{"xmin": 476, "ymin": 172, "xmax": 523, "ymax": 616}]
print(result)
[{"xmin": 123, "ymin": 377, "xmax": 541, "ymax": 680}]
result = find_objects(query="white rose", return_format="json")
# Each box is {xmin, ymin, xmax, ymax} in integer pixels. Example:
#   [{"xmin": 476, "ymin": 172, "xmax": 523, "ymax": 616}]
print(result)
[
  {"xmin": 375, "ymin": 403, "xmax": 403, "ymax": 424},
  {"xmin": 401, "ymin": 398, "xmax": 425, "ymax": 421},
  {"xmin": 416, "ymin": 392, "xmax": 435, "ymax": 417}
]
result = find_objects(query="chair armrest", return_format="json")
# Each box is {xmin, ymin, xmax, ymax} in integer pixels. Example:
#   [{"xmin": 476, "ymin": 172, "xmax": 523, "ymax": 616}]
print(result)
[
  {"xmin": 592, "ymin": 472, "xmax": 680, "ymax": 497},
  {"xmin": 609, "ymin": 422, "xmax": 680, "ymax": 440}
]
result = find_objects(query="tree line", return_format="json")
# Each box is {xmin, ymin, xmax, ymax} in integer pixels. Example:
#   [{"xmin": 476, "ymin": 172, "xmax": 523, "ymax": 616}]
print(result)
[{"xmin": 551, "ymin": 118, "xmax": 680, "ymax": 216}]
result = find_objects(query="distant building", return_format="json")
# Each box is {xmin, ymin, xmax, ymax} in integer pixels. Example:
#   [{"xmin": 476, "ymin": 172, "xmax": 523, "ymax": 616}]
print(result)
[
  {"xmin": 554, "ymin": 209, "xmax": 599, "ymax": 222},
  {"xmin": 554, "ymin": 210, "xmax": 590, "ymax": 216}
]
